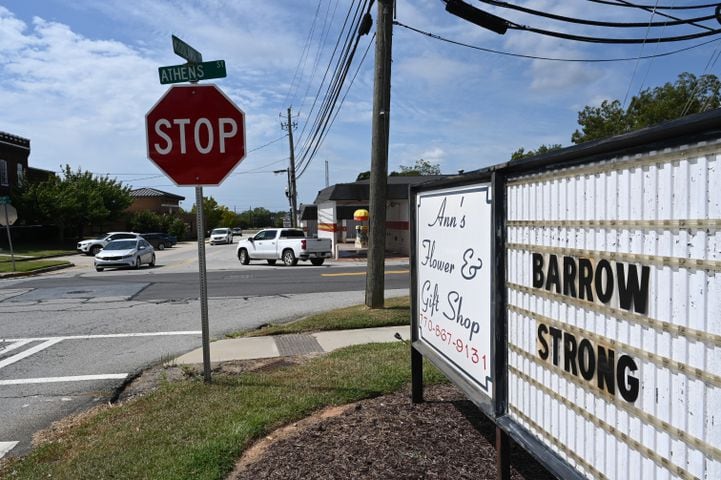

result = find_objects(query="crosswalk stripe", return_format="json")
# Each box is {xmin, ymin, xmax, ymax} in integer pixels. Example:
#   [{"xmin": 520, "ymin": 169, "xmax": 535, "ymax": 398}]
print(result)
[
  {"xmin": 0, "ymin": 441, "xmax": 18, "ymax": 459},
  {"xmin": 0, "ymin": 374, "xmax": 128, "ymax": 386}
]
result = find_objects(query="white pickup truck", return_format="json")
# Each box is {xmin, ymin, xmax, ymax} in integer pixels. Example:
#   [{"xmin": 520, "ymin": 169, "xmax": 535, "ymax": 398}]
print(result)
[{"xmin": 236, "ymin": 228, "xmax": 333, "ymax": 266}]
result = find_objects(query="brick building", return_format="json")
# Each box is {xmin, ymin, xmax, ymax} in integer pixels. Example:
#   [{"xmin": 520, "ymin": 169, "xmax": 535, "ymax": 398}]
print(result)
[{"xmin": 128, "ymin": 187, "xmax": 185, "ymax": 214}]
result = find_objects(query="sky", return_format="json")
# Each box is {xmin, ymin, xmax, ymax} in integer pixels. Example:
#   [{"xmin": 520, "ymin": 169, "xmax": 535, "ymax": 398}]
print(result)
[{"xmin": 2, "ymin": 0, "xmax": 720, "ymax": 213}]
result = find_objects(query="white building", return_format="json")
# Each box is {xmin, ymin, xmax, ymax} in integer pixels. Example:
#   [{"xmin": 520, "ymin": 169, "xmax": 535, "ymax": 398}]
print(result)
[{"xmin": 301, "ymin": 176, "xmax": 448, "ymax": 257}]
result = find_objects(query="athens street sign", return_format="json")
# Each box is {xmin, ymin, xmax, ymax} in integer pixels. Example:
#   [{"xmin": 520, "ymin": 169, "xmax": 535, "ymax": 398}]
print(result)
[
  {"xmin": 145, "ymin": 83, "xmax": 246, "ymax": 186},
  {"xmin": 158, "ymin": 60, "xmax": 227, "ymax": 85}
]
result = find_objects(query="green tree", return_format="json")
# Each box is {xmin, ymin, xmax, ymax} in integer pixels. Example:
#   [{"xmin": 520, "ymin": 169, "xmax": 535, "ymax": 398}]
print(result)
[
  {"xmin": 220, "ymin": 210, "xmax": 238, "ymax": 229},
  {"xmin": 128, "ymin": 210, "xmax": 163, "ymax": 233},
  {"xmin": 393, "ymin": 158, "xmax": 441, "ymax": 176},
  {"xmin": 167, "ymin": 217, "xmax": 187, "ymax": 240},
  {"xmin": 13, "ymin": 165, "xmax": 132, "ymax": 241},
  {"xmin": 356, "ymin": 158, "xmax": 441, "ymax": 181},
  {"xmin": 510, "ymin": 144, "xmax": 563, "ymax": 161},
  {"xmin": 190, "ymin": 196, "xmax": 228, "ymax": 232},
  {"xmin": 572, "ymin": 72, "xmax": 721, "ymax": 144}
]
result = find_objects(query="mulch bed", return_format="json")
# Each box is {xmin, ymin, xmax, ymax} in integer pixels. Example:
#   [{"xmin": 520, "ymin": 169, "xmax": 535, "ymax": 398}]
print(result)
[{"xmin": 230, "ymin": 384, "xmax": 555, "ymax": 480}]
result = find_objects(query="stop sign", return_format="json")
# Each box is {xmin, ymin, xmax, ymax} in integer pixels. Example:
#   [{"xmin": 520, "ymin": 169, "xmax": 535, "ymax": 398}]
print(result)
[{"xmin": 145, "ymin": 84, "xmax": 246, "ymax": 185}]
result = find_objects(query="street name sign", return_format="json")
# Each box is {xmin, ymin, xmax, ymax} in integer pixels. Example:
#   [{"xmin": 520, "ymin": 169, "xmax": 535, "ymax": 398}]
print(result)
[
  {"xmin": 0, "ymin": 196, "xmax": 10, "ymax": 205},
  {"xmin": 171, "ymin": 34, "xmax": 202, "ymax": 63},
  {"xmin": 158, "ymin": 60, "xmax": 227, "ymax": 85},
  {"xmin": 145, "ymin": 84, "xmax": 246, "ymax": 186}
]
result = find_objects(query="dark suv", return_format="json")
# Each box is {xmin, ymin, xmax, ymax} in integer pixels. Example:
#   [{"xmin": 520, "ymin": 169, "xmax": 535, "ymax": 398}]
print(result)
[{"xmin": 140, "ymin": 233, "xmax": 177, "ymax": 250}]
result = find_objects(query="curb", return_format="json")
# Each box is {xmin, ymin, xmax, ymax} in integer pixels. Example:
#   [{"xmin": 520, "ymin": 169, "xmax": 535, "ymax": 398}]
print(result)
[{"xmin": 0, "ymin": 262, "xmax": 75, "ymax": 279}]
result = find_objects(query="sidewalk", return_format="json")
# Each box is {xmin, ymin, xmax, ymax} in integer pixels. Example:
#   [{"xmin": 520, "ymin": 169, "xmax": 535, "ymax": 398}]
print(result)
[{"xmin": 174, "ymin": 325, "xmax": 410, "ymax": 365}]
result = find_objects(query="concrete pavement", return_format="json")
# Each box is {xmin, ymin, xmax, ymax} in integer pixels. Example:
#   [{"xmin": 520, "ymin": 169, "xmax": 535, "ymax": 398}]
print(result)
[{"xmin": 174, "ymin": 325, "xmax": 411, "ymax": 365}]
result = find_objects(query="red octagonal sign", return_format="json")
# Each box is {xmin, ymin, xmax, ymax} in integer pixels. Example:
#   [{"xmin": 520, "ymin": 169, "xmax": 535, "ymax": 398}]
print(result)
[{"xmin": 145, "ymin": 84, "xmax": 246, "ymax": 186}]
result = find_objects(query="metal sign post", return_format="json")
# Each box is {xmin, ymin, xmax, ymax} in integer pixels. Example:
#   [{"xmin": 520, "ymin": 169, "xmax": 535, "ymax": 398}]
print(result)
[{"xmin": 195, "ymin": 186, "xmax": 211, "ymax": 382}]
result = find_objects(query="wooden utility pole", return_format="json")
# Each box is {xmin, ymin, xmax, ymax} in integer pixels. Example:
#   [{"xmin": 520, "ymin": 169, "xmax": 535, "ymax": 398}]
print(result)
[
  {"xmin": 283, "ymin": 107, "xmax": 299, "ymax": 227},
  {"xmin": 365, "ymin": 0, "xmax": 393, "ymax": 308}
]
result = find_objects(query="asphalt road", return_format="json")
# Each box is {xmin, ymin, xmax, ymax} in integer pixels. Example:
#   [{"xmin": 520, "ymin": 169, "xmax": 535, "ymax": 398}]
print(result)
[{"xmin": 0, "ymin": 240, "xmax": 410, "ymax": 459}]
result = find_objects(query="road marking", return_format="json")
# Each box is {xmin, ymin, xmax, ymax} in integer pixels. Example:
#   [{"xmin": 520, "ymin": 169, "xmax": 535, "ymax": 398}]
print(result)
[
  {"xmin": 321, "ymin": 269, "xmax": 409, "ymax": 277},
  {"xmin": 0, "ymin": 374, "xmax": 128, "ymax": 386},
  {"xmin": 0, "ymin": 441, "xmax": 18, "ymax": 459},
  {"xmin": 0, "ymin": 339, "xmax": 63, "ymax": 370},
  {"xmin": 0, "ymin": 339, "xmax": 33, "ymax": 355},
  {"xmin": 6, "ymin": 331, "xmax": 202, "ymax": 342}
]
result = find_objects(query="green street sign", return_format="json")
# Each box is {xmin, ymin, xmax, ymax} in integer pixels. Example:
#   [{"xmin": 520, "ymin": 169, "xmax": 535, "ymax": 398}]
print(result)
[
  {"xmin": 0, "ymin": 196, "xmax": 10, "ymax": 205},
  {"xmin": 171, "ymin": 34, "xmax": 202, "ymax": 64},
  {"xmin": 158, "ymin": 60, "xmax": 227, "ymax": 85}
]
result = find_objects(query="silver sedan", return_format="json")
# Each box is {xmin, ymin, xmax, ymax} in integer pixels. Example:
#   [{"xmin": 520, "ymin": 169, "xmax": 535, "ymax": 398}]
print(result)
[{"xmin": 94, "ymin": 238, "xmax": 156, "ymax": 272}]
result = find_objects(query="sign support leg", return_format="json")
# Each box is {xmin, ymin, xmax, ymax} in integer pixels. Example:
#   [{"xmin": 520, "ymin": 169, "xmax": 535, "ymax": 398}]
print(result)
[
  {"xmin": 4, "ymin": 204, "xmax": 15, "ymax": 272},
  {"xmin": 195, "ymin": 186, "xmax": 211, "ymax": 383},
  {"xmin": 411, "ymin": 346, "xmax": 423, "ymax": 403},
  {"xmin": 496, "ymin": 427, "xmax": 510, "ymax": 480}
]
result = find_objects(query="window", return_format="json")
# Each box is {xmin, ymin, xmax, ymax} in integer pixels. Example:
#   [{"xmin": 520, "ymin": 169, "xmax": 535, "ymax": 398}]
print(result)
[
  {"xmin": 0, "ymin": 160, "xmax": 7, "ymax": 186},
  {"xmin": 16, "ymin": 163, "xmax": 24, "ymax": 184},
  {"xmin": 280, "ymin": 229, "xmax": 305, "ymax": 239}
]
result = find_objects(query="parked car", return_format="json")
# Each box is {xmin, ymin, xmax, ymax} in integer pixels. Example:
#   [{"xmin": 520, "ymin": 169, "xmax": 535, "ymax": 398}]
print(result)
[
  {"xmin": 231, "ymin": 227, "xmax": 242, "ymax": 236},
  {"xmin": 77, "ymin": 232, "xmax": 140, "ymax": 256},
  {"xmin": 236, "ymin": 228, "xmax": 332, "ymax": 266},
  {"xmin": 140, "ymin": 232, "xmax": 177, "ymax": 250},
  {"xmin": 209, "ymin": 227, "xmax": 233, "ymax": 245},
  {"xmin": 94, "ymin": 237, "xmax": 155, "ymax": 272}
]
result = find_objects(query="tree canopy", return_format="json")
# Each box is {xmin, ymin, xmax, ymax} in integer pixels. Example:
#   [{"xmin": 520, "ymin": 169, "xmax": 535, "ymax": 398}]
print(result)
[
  {"xmin": 510, "ymin": 144, "xmax": 562, "ymax": 161},
  {"xmin": 13, "ymin": 165, "xmax": 132, "ymax": 240},
  {"xmin": 572, "ymin": 72, "xmax": 721, "ymax": 144},
  {"xmin": 356, "ymin": 158, "xmax": 441, "ymax": 181}
]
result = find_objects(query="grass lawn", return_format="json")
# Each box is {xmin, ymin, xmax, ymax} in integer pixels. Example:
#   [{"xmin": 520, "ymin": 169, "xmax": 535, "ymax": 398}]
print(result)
[
  {"xmin": 232, "ymin": 295, "xmax": 411, "ymax": 338},
  {"xmin": 1, "ymin": 248, "xmax": 76, "ymax": 257},
  {"xmin": 0, "ymin": 259, "xmax": 70, "ymax": 274},
  {"xmin": 0, "ymin": 343, "xmax": 445, "ymax": 480},
  {"xmin": 0, "ymin": 246, "xmax": 75, "ymax": 274}
]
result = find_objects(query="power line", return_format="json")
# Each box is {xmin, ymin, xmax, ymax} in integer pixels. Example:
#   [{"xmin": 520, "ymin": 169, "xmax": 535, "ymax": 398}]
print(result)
[
  {"xmin": 294, "ymin": 0, "xmax": 341, "ymax": 116},
  {"xmin": 293, "ymin": 1, "xmax": 360, "ymax": 153},
  {"xmin": 622, "ymin": 0, "xmax": 660, "ymax": 109},
  {"xmin": 393, "ymin": 20, "xmax": 721, "ymax": 62},
  {"xmin": 586, "ymin": 0, "xmax": 721, "ymax": 10},
  {"xmin": 297, "ymin": 33, "xmax": 375, "ymax": 178},
  {"xmin": 282, "ymin": 0, "xmax": 323, "ymax": 108},
  {"xmin": 589, "ymin": 0, "xmax": 716, "ymax": 31},
  {"xmin": 246, "ymin": 135, "xmax": 287, "ymax": 154},
  {"xmin": 294, "ymin": 0, "xmax": 371, "ymax": 173},
  {"xmin": 506, "ymin": 21, "xmax": 721, "ymax": 44},
  {"xmin": 479, "ymin": 0, "xmax": 717, "ymax": 27}
]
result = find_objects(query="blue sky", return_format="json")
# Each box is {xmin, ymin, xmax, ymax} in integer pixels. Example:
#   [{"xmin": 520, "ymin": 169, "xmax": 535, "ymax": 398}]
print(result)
[{"xmin": 1, "ymin": 1, "xmax": 719, "ymax": 212}]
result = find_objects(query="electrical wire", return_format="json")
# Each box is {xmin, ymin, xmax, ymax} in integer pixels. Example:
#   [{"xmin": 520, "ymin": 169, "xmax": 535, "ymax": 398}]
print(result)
[
  {"xmin": 393, "ymin": 20, "xmax": 721, "ymax": 62},
  {"xmin": 586, "ymin": 0, "xmax": 721, "ymax": 10},
  {"xmin": 246, "ymin": 135, "xmax": 287, "ymax": 154},
  {"xmin": 594, "ymin": 0, "xmax": 716, "ymax": 31},
  {"xmin": 297, "ymin": 33, "xmax": 374, "ymax": 178},
  {"xmin": 505, "ymin": 22, "xmax": 721, "ymax": 43},
  {"xmin": 293, "ymin": 1, "xmax": 360, "ymax": 152},
  {"xmin": 294, "ymin": 0, "xmax": 340, "ymax": 116},
  {"xmin": 478, "ymin": 0, "xmax": 717, "ymax": 27},
  {"xmin": 622, "ymin": 0, "xmax": 660, "ymax": 108},
  {"xmin": 282, "ymin": 0, "xmax": 323, "ymax": 108},
  {"xmin": 294, "ymin": 0, "xmax": 370, "ymax": 172}
]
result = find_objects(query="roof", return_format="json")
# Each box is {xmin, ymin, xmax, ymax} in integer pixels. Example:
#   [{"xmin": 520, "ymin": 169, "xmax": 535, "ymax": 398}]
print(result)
[
  {"xmin": 313, "ymin": 175, "xmax": 449, "ymax": 204},
  {"xmin": 130, "ymin": 188, "xmax": 185, "ymax": 201},
  {"xmin": 0, "ymin": 131, "xmax": 30, "ymax": 150}
]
